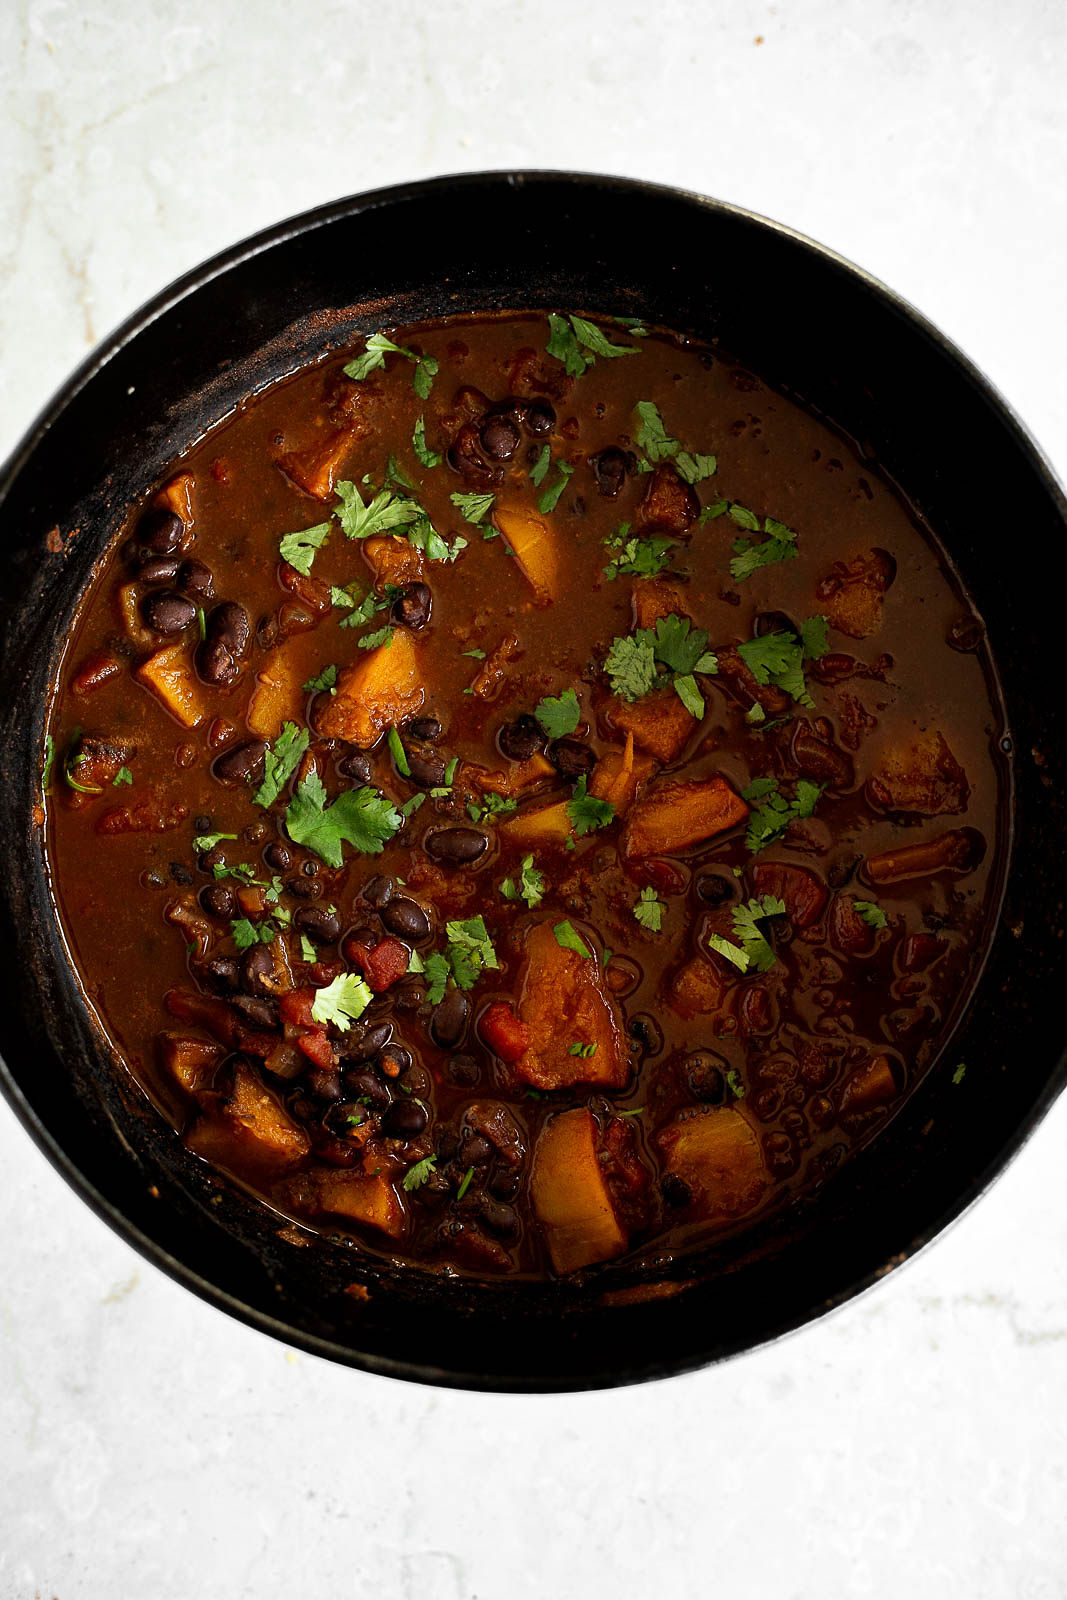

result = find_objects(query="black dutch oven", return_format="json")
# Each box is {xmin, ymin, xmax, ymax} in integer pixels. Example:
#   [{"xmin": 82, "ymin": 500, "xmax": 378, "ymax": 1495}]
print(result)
[{"xmin": 1, "ymin": 172, "xmax": 1063, "ymax": 1391}]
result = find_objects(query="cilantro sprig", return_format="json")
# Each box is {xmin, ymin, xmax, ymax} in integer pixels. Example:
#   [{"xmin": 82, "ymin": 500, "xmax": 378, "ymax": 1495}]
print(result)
[
  {"xmin": 604, "ymin": 614, "xmax": 718, "ymax": 716},
  {"xmin": 736, "ymin": 616, "xmax": 829, "ymax": 709},
  {"xmin": 279, "ymin": 520, "xmax": 332, "ymax": 576},
  {"xmin": 545, "ymin": 313, "xmax": 639, "ymax": 377},
  {"xmin": 707, "ymin": 895, "xmax": 787, "ymax": 973},
  {"xmin": 423, "ymin": 917, "xmax": 500, "ymax": 1004},
  {"xmin": 500, "ymin": 854, "xmax": 546, "ymax": 909},
  {"xmin": 254, "ymin": 723, "xmax": 310, "ymax": 808},
  {"xmin": 534, "ymin": 688, "xmax": 581, "ymax": 740},
  {"xmin": 603, "ymin": 524, "xmax": 674, "ymax": 581},
  {"xmin": 633, "ymin": 886, "xmax": 664, "ymax": 932},
  {"xmin": 285, "ymin": 774, "xmax": 401, "ymax": 866},
  {"xmin": 742, "ymin": 776, "xmax": 824, "ymax": 854},
  {"xmin": 566, "ymin": 776, "xmax": 614, "ymax": 838},
  {"xmin": 310, "ymin": 973, "xmax": 373, "ymax": 1031},
  {"xmin": 343, "ymin": 332, "xmax": 438, "ymax": 397}
]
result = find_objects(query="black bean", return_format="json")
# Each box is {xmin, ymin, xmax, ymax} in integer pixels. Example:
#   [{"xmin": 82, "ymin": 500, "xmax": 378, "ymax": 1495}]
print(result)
[
  {"xmin": 306, "ymin": 1067, "xmax": 343, "ymax": 1101},
  {"xmin": 754, "ymin": 610, "xmax": 796, "ymax": 639},
  {"xmin": 550, "ymin": 738, "xmax": 595, "ymax": 780},
  {"xmin": 437, "ymin": 1129, "xmax": 462, "ymax": 1163},
  {"xmin": 425, "ymin": 826, "xmax": 489, "ymax": 865},
  {"xmin": 378, "ymin": 1043, "xmax": 413, "ymax": 1077},
  {"xmin": 480, "ymin": 416, "xmax": 520, "ymax": 461},
  {"xmin": 447, "ymin": 1053, "xmax": 481, "ymax": 1088},
  {"xmin": 202, "ymin": 955, "xmax": 239, "ymax": 992},
  {"xmin": 383, "ymin": 1098, "xmax": 429, "ymax": 1138},
  {"xmin": 695, "ymin": 871, "xmax": 735, "ymax": 907},
  {"xmin": 302, "ymin": 860, "xmax": 319, "ymax": 878},
  {"xmin": 178, "ymin": 558, "xmax": 215, "ymax": 599},
  {"xmin": 264, "ymin": 841, "xmax": 291, "ymax": 871},
  {"xmin": 344, "ymin": 1070, "xmax": 392, "ymax": 1111},
  {"xmin": 242, "ymin": 820, "xmax": 269, "ymax": 845},
  {"xmin": 488, "ymin": 1164, "xmax": 521, "ymax": 1200},
  {"xmin": 194, "ymin": 814, "xmax": 212, "ymax": 833},
  {"xmin": 198, "ymin": 845, "xmax": 227, "ymax": 873},
  {"xmin": 212, "ymin": 740, "xmax": 267, "ymax": 785},
  {"xmin": 142, "ymin": 589, "xmax": 197, "ymax": 635},
  {"xmin": 407, "ymin": 715, "xmax": 442, "ymax": 743},
  {"xmin": 196, "ymin": 601, "xmax": 250, "ymax": 687},
  {"xmin": 169, "ymin": 862, "xmax": 194, "ymax": 886},
  {"xmin": 137, "ymin": 507, "xmax": 184, "ymax": 555},
  {"xmin": 362, "ymin": 875, "xmax": 394, "ymax": 910},
  {"xmin": 342, "ymin": 1022, "xmax": 393, "ymax": 1064},
  {"xmin": 405, "ymin": 749, "xmax": 447, "ymax": 788},
  {"xmin": 460, "ymin": 1133, "xmax": 493, "ymax": 1165},
  {"xmin": 338, "ymin": 752, "xmax": 373, "ymax": 784},
  {"xmin": 683, "ymin": 1050, "xmax": 726, "ymax": 1103},
  {"xmin": 293, "ymin": 905, "xmax": 341, "ymax": 946},
  {"xmin": 660, "ymin": 1173, "xmax": 692, "ymax": 1209},
  {"xmin": 628, "ymin": 1013, "xmax": 663, "ymax": 1056},
  {"xmin": 381, "ymin": 897, "xmax": 430, "ymax": 941},
  {"xmin": 430, "ymin": 989, "xmax": 470, "ymax": 1049},
  {"xmin": 229, "ymin": 993, "xmax": 277, "ymax": 1029},
  {"xmin": 256, "ymin": 615, "xmax": 278, "ymax": 651},
  {"xmin": 137, "ymin": 555, "xmax": 181, "ymax": 583},
  {"xmin": 199, "ymin": 882, "xmax": 236, "ymax": 920},
  {"xmin": 285, "ymin": 875, "xmax": 321, "ymax": 901},
  {"xmin": 212, "ymin": 601, "xmax": 250, "ymax": 652},
  {"xmin": 497, "ymin": 713, "xmax": 545, "ymax": 762},
  {"xmin": 478, "ymin": 1198, "xmax": 518, "ymax": 1237},
  {"xmin": 240, "ymin": 945, "xmax": 275, "ymax": 996},
  {"xmin": 391, "ymin": 581, "xmax": 432, "ymax": 630},
  {"xmin": 525, "ymin": 400, "xmax": 555, "ymax": 434},
  {"xmin": 592, "ymin": 447, "xmax": 629, "ymax": 498}
]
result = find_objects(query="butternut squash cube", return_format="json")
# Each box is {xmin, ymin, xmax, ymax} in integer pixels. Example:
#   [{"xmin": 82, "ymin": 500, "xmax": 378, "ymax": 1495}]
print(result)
[
  {"xmin": 316, "ymin": 629, "xmax": 424, "ymax": 747},
  {"xmin": 135, "ymin": 643, "xmax": 206, "ymax": 728},
  {"xmin": 493, "ymin": 503, "xmax": 559, "ymax": 603},
  {"xmin": 531, "ymin": 1109, "xmax": 628, "ymax": 1274},
  {"xmin": 607, "ymin": 687, "xmax": 695, "ymax": 763},
  {"xmin": 363, "ymin": 534, "xmax": 426, "ymax": 591},
  {"xmin": 188, "ymin": 1062, "xmax": 310, "ymax": 1173},
  {"xmin": 513, "ymin": 922, "xmax": 628, "ymax": 1090},
  {"xmin": 588, "ymin": 734, "xmax": 655, "ymax": 815},
  {"xmin": 310, "ymin": 1170, "xmax": 406, "ymax": 1240},
  {"xmin": 631, "ymin": 577, "xmax": 689, "ymax": 630},
  {"xmin": 500, "ymin": 798, "xmax": 573, "ymax": 849},
  {"xmin": 156, "ymin": 1032, "xmax": 223, "ymax": 1095},
  {"xmin": 247, "ymin": 643, "xmax": 306, "ymax": 738},
  {"xmin": 656, "ymin": 1108, "xmax": 768, "ymax": 1223},
  {"xmin": 625, "ymin": 775, "xmax": 748, "ymax": 858}
]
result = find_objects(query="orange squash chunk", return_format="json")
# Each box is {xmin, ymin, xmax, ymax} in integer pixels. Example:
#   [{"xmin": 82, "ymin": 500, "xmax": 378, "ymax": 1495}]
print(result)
[
  {"xmin": 317, "ymin": 630, "xmax": 424, "ymax": 747},
  {"xmin": 501, "ymin": 799, "xmax": 573, "ymax": 849},
  {"xmin": 607, "ymin": 687, "xmax": 695, "ymax": 764},
  {"xmin": 817, "ymin": 548, "xmax": 895, "ymax": 639},
  {"xmin": 631, "ymin": 577, "xmax": 689, "ymax": 631},
  {"xmin": 308, "ymin": 1170, "xmax": 406, "ymax": 1239},
  {"xmin": 469, "ymin": 754, "xmax": 555, "ymax": 798},
  {"xmin": 188, "ymin": 1062, "xmax": 310, "ymax": 1173},
  {"xmin": 656, "ymin": 1108, "xmax": 768, "ymax": 1223},
  {"xmin": 667, "ymin": 957, "xmax": 733, "ymax": 1019},
  {"xmin": 277, "ymin": 429, "xmax": 354, "ymax": 500},
  {"xmin": 247, "ymin": 643, "xmax": 305, "ymax": 737},
  {"xmin": 530, "ymin": 1109, "xmax": 627, "ymax": 1274},
  {"xmin": 513, "ymin": 922, "xmax": 628, "ymax": 1090},
  {"xmin": 156, "ymin": 1033, "xmax": 223, "ymax": 1095},
  {"xmin": 625, "ymin": 775, "xmax": 748, "ymax": 858},
  {"xmin": 363, "ymin": 534, "xmax": 426, "ymax": 591},
  {"xmin": 493, "ymin": 503, "xmax": 559, "ymax": 603},
  {"xmin": 154, "ymin": 471, "xmax": 195, "ymax": 526},
  {"xmin": 588, "ymin": 733, "xmax": 655, "ymax": 815},
  {"xmin": 135, "ymin": 643, "xmax": 206, "ymax": 728},
  {"xmin": 839, "ymin": 1054, "xmax": 899, "ymax": 1116},
  {"xmin": 865, "ymin": 729, "xmax": 969, "ymax": 816}
]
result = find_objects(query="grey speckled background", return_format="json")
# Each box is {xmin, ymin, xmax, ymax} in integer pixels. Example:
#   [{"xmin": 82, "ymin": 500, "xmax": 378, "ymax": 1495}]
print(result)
[{"xmin": 2, "ymin": 2, "xmax": 1066, "ymax": 1596}]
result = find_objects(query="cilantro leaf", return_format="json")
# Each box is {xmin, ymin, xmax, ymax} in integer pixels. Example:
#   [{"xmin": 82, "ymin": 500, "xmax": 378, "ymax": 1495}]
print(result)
[
  {"xmin": 651, "ymin": 614, "xmax": 715, "ymax": 676},
  {"xmin": 537, "ymin": 461, "xmax": 574, "ymax": 515},
  {"xmin": 335, "ymin": 479, "xmax": 421, "ymax": 540},
  {"xmin": 553, "ymin": 920, "xmax": 591, "ymax": 958},
  {"xmin": 603, "ymin": 532, "xmax": 674, "ymax": 581},
  {"xmin": 388, "ymin": 726, "xmax": 411, "ymax": 777},
  {"xmin": 423, "ymin": 953, "xmax": 451, "ymax": 1007},
  {"xmin": 737, "ymin": 629, "xmax": 814, "ymax": 709},
  {"xmin": 279, "ymin": 520, "xmax": 332, "ymax": 576},
  {"xmin": 456, "ymin": 1165, "xmax": 475, "ymax": 1200},
  {"xmin": 529, "ymin": 444, "xmax": 551, "ymax": 486},
  {"xmin": 500, "ymin": 854, "xmax": 546, "ymax": 909},
  {"xmin": 800, "ymin": 614, "xmax": 830, "ymax": 661},
  {"xmin": 193, "ymin": 831, "xmax": 237, "ymax": 851},
  {"xmin": 545, "ymin": 313, "xmax": 589, "ymax": 378},
  {"xmin": 673, "ymin": 674, "xmax": 705, "ymax": 718},
  {"xmin": 729, "ymin": 514, "xmax": 799, "ymax": 582},
  {"xmin": 299, "ymin": 933, "xmax": 318, "ymax": 963},
  {"xmin": 633, "ymin": 400, "xmax": 680, "ymax": 462},
  {"xmin": 412, "ymin": 415, "xmax": 441, "ymax": 469},
  {"xmin": 535, "ymin": 688, "xmax": 581, "ymax": 739},
  {"xmin": 742, "ymin": 776, "xmax": 824, "ymax": 854},
  {"xmin": 633, "ymin": 886, "xmax": 664, "ymax": 932},
  {"xmin": 568, "ymin": 1041, "xmax": 598, "ymax": 1057},
  {"xmin": 231, "ymin": 918, "xmax": 276, "ymax": 950},
  {"xmin": 412, "ymin": 355, "xmax": 438, "ymax": 400},
  {"xmin": 357, "ymin": 625, "xmax": 395, "ymax": 652},
  {"xmin": 567, "ymin": 775, "xmax": 615, "ymax": 838},
  {"xmin": 728, "ymin": 503, "xmax": 760, "ymax": 532},
  {"xmin": 854, "ymin": 899, "xmax": 888, "ymax": 930},
  {"xmin": 673, "ymin": 451, "xmax": 717, "ymax": 485},
  {"xmin": 450, "ymin": 491, "xmax": 495, "ymax": 525},
  {"xmin": 443, "ymin": 916, "xmax": 499, "ymax": 985},
  {"xmin": 725, "ymin": 1068, "xmax": 745, "ymax": 1099},
  {"xmin": 403, "ymin": 1155, "xmax": 437, "ymax": 1192},
  {"xmin": 615, "ymin": 316, "xmax": 649, "ymax": 336},
  {"xmin": 385, "ymin": 454, "xmax": 418, "ymax": 492},
  {"xmin": 112, "ymin": 765, "xmax": 133, "ymax": 787},
  {"xmin": 285, "ymin": 774, "xmax": 401, "ymax": 867},
  {"xmin": 343, "ymin": 331, "xmax": 408, "ymax": 381},
  {"xmin": 407, "ymin": 514, "xmax": 467, "ymax": 564},
  {"xmin": 604, "ymin": 631, "xmax": 657, "ymax": 702},
  {"xmin": 310, "ymin": 972, "xmax": 373, "ymax": 1031},
  {"xmin": 303, "ymin": 664, "xmax": 337, "ymax": 694},
  {"xmin": 568, "ymin": 315, "xmax": 639, "ymax": 360},
  {"xmin": 707, "ymin": 895, "xmax": 785, "ymax": 973},
  {"xmin": 254, "ymin": 722, "xmax": 310, "ymax": 808}
]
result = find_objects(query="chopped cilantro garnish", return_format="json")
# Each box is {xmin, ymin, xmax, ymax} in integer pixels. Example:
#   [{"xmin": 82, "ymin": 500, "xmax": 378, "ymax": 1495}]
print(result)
[
  {"xmin": 279, "ymin": 520, "xmax": 332, "ymax": 576},
  {"xmin": 633, "ymin": 885, "xmax": 665, "ymax": 932},
  {"xmin": 385, "ymin": 454, "xmax": 418, "ymax": 492},
  {"xmin": 41, "ymin": 735, "xmax": 55, "ymax": 794},
  {"xmin": 569, "ymin": 314, "xmax": 639, "ymax": 360},
  {"xmin": 402, "ymin": 1155, "xmax": 437, "ymax": 1192},
  {"xmin": 299, "ymin": 933, "xmax": 318, "ymax": 963},
  {"xmin": 566, "ymin": 775, "xmax": 614, "ymax": 838},
  {"xmin": 285, "ymin": 774, "xmax": 401, "ymax": 867},
  {"xmin": 412, "ymin": 415, "xmax": 441, "ymax": 469},
  {"xmin": 800, "ymin": 614, "xmax": 830, "ymax": 661},
  {"xmin": 335, "ymin": 479, "xmax": 421, "ymax": 541},
  {"xmin": 553, "ymin": 920, "xmax": 591, "ymax": 958},
  {"xmin": 603, "ymin": 530, "xmax": 673, "ymax": 581},
  {"xmin": 412, "ymin": 355, "xmax": 438, "ymax": 399},
  {"xmin": 455, "ymin": 1165, "xmax": 475, "ymax": 1201},
  {"xmin": 673, "ymin": 451, "xmax": 717, "ymax": 485},
  {"xmin": 462, "ymin": 648, "xmax": 486, "ymax": 660},
  {"xmin": 633, "ymin": 400, "xmax": 680, "ymax": 462},
  {"xmin": 343, "ymin": 333, "xmax": 437, "ymax": 397},
  {"xmin": 707, "ymin": 895, "xmax": 786, "ymax": 973},
  {"xmin": 854, "ymin": 899, "xmax": 888, "ymax": 930},
  {"xmin": 742, "ymin": 776, "xmax": 823, "ymax": 854},
  {"xmin": 193, "ymin": 831, "xmax": 237, "ymax": 852},
  {"xmin": 467, "ymin": 791, "xmax": 517, "ymax": 823},
  {"xmin": 544, "ymin": 314, "xmax": 587, "ymax": 377},
  {"xmin": 407, "ymin": 515, "xmax": 467, "ymax": 564},
  {"xmin": 388, "ymin": 726, "xmax": 411, "ymax": 777},
  {"xmin": 112, "ymin": 765, "xmax": 133, "ymax": 787},
  {"xmin": 736, "ymin": 618, "xmax": 827, "ymax": 708},
  {"xmin": 450, "ymin": 490, "xmax": 495, "ymax": 525},
  {"xmin": 529, "ymin": 444, "xmax": 551, "ymax": 486},
  {"xmin": 568, "ymin": 1041, "xmax": 598, "ymax": 1057},
  {"xmin": 604, "ymin": 632, "xmax": 657, "ymax": 702},
  {"xmin": 616, "ymin": 316, "xmax": 649, "ymax": 336},
  {"xmin": 303, "ymin": 664, "xmax": 338, "ymax": 694},
  {"xmin": 231, "ymin": 918, "xmax": 276, "ymax": 950},
  {"xmin": 952, "ymin": 1062, "xmax": 967, "ymax": 1086},
  {"xmin": 537, "ymin": 461, "xmax": 574, "ymax": 515},
  {"xmin": 535, "ymin": 687, "xmax": 581, "ymax": 739},
  {"xmin": 604, "ymin": 615, "xmax": 717, "ymax": 705},
  {"xmin": 729, "ymin": 515, "xmax": 799, "ymax": 582},
  {"xmin": 357, "ymin": 625, "xmax": 395, "ymax": 652},
  {"xmin": 254, "ymin": 722, "xmax": 310, "ymax": 808},
  {"xmin": 401, "ymin": 793, "xmax": 425, "ymax": 818},
  {"xmin": 500, "ymin": 854, "xmax": 546, "ymax": 909},
  {"xmin": 725, "ymin": 1068, "xmax": 746, "ymax": 1100},
  {"xmin": 310, "ymin": 972, "xmax": 373, "ymax": 1031}
]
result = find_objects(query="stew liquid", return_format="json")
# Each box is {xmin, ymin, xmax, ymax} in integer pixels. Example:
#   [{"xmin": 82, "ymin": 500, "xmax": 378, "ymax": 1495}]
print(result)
[{"xmin": 45, "ymin": 312, "xmax": 1008, "ymax": 1278}]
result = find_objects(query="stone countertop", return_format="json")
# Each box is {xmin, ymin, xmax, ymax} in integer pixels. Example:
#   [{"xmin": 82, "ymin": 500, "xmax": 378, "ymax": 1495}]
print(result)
[{"xmin": 2, "ymin": 2, "xmax": 1066, "ymax": 1596}]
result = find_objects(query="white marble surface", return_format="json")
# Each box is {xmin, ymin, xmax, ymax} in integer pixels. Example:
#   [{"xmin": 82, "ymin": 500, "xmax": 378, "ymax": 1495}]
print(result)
[{"xmin": 2, "ymin": 1, "xmax": 1066, "ymax": 1595}]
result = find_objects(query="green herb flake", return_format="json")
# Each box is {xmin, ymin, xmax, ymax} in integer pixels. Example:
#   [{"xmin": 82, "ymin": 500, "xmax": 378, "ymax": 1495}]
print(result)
[
  {"xmin": 534, "ymin": 687, "xmax": 581, "ymax": 739},
  {"xmin": 112, "ymin": 765, "xmax": 133, "ymax": 787},
  {"xmin": 303, "ymin": 664, "xmax": 338, "ymax": 694},
  {"xmin": 357, "ymin": 625, "xmax": 395, "ymax": 652},
  {"xmin": 41, "ymin": 735, "xmax": 55, "ymax": 794},
  {"xmin": 253, "ymin": 722, "xmax": 310, "ymax": 808},
  {"xmin": 279, "ymin": 520, "xmax": 332, "ymax": 576},
  {"xmin": 853, "ymin": 899, "xmax": 888, "ymax": 931},
  {"xmin": 537, "ymin": 461, "xmax": 574, "ymax": 515},
  {"xmin": 568, "ymin": 1041, "xmax": 599, "ymax": 1057},
  {"xmin": 335, "ymin": 479, "xmax": 421, "ymax": 541},
  {"xmin": 952, "ymin": 1062, "xmax": 967, "ymax": 1086},
  {"xmin": 725, "ymin": 1068, "xmax": 746, "ymax": 1100},
  {"xmin": 633, "ymin": 400, "xmax": 680, "ymax": 463},
  {"xmin": 285, "ymin": 774, "xmax": 402, "ymax": 867},
  {"xmin": 299, "ymin": 933, "xmax": 318, "ymax": 963},
  {"xmin": 388, "ymin": 726, "xmax": 411, "ymax": 777},
  {"xmin": 500, "ymin": 854, "xmax": 546, "ymax": 909},
  {"xmin": 604, "ymin": 631, "xmax": 657, "ymax": 702},
  {"xmin": 633, "ymin": 885, "xmax": 665, "ymax": 932},
  {"xmin": 553, "ymin": 920, "xmax": 591, "ymax": 959},
  {"xmin": 567, "ymin": 775, "xmax": 615, "ymax": 838},
  {"xmin": 402, "ymin": 1155, "xmax": 438, "ymax": 1192},
  {"xmin": 310, "ymin": 972, "xmax": 373, "ymax": 1032},
  {"xmin": 455, "ymin": 1165, "xmax": 475, "ymax": 1201},
  {"xmin": 400, "ymin": 793, "xmax": 426, "ymax": 818},
  {"xmin": 529, "ymin": 444, "xmax": 552, "ymax": 486},
  {"xmin": 545, "ymin": 313, "xmax": 589, "ymax": 378},
  {"xmin": 462, "ymin": 648, "xmax": 486, "ymax": 660},
  {"xmin": 450, "ymin": 490, "xmax": 495, "ymax": 525},
  {"xmin": 569, "ymin": 314, "xmax": 639, "ymax": 361},
  {"xmin": 673, "ymin": 451, "xmax": 717, "ymax": 485},
  {"xmin": 230, "ymin": 918, "xmax": 276, "ymax": 950},
  {"xmin": 412, "ymin": 415, "xmax": 442, "ymax": 469}
]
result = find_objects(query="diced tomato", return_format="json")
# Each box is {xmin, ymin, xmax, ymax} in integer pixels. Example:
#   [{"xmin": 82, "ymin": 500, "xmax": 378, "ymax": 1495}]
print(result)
[
  {"xmin": 296, "ymin": 1028, "xmax": 334, "ymax": 1069},
  {"xmin": 479, "ymin": 1001, "xmax": 532, "ymax": 1064},
  {"xmin": 71, "ymin": 650, "xmax": 121, "ymax": 696},
  {"xmin": 280, "ymin": 988, "xmax": 316, "ymax": 1028},
  {"xmin": 350, "ymin": 936, "xmax": 410, "ymax": 993}
]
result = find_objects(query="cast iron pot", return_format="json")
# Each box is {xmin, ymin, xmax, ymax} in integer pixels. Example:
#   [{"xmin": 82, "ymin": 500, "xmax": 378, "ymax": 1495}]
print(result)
[{"xmin": 1, "ymin": 172, "xmax": 1064, "ymax": 1391}]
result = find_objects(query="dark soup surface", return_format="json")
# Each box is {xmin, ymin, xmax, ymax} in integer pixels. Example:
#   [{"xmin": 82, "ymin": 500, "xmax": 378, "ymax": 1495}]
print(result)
[{"xmin": 46, "ymin": 310, "xmax": 1007, "ymax": 1279}]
